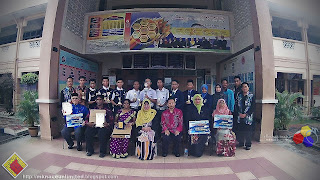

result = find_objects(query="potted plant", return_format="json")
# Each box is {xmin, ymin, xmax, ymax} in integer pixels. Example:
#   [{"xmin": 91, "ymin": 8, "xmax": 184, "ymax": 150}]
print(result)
[
  {"xmin": 17, "ymin": 91, "xmax": 39, "ymax": 137},
  {"xmin": 274, "ymin": 91, "xmax": 305, "ymax": 138},
  {"xmin": 20, "ymin": 72, "xmax": 38, "ymax": 91}
]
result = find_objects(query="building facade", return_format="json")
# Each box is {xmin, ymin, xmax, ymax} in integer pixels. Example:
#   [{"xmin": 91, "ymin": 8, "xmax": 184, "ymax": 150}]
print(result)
[{"xmin": 0, "ymin": 0, "xmax": 319, "ymax": 141}]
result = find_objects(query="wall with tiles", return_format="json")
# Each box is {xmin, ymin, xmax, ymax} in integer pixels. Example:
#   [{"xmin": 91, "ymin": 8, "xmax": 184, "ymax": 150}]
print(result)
[
  {"xmin": 223, "ymin": 0, "xmax": 254, "ymax": 53},
  {"xmin": 60, "ymin": 0, "xmax": 99, "ymax": 53}
]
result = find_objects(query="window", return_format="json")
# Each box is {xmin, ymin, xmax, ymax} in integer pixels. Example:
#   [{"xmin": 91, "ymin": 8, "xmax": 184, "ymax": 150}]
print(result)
[
  {"xmin": 0, "ymin": 25, "xmax": 17, "ymax": 45},
  {"xmin": 308, "ymin": 25, "xmax": 320, "ymax": 45},
  {"xmin": 23, "ymin": 18, "xmax": 44, "ymax": 40},
  {"xmin": 271, "ymin": 17, "xmax": 302, "ymax": 41}
]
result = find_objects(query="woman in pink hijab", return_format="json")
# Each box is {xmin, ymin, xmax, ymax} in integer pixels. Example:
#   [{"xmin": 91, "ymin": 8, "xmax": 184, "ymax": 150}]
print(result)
[
  {"xmin": 212, "ymin": 99, "xmax": 236, "ymax": 157},
  {"xmin": 212, "ymin": 99, "xmax": 232, "ymax": 116}
]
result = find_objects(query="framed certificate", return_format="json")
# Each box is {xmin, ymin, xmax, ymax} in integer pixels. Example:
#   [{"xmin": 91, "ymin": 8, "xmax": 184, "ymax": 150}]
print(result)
[
  {"xmin": 62, "ymin": 102, "xmax": 73, "ymax": 115},
  {"xmin": 66, "ymin": 113, "xmax": 83, "ymax": 127},
  {"xmin": 214, "ymin": 115, "xmax": 233, "ymax": 129},
  {"xmin": 95, "ymin": 113, "xmax": 105, "ymax": 128},
  {"xmin": 89, "ymin": 109, "xmax": 106, "ymax": 128},
  {"xmin": 189, "ymin": 120, "xmax": 210, "ymax": 134}
]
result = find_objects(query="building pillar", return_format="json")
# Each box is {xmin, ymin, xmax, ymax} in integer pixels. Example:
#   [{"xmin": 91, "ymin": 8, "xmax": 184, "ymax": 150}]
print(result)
[
  {"xmin": 299, "ymin": 20, "xmax": 311, "ymax": 113},
  {"xmin": 12, "ymin": 18, "xmax": 24, "ymax": 112},
  {"xmin": 250, "ymin": 0, "xmax": 278, "ymax": 142},
  {"xmin": 37, "ymin": 0, "xmax": 66, "ymax": 140}
]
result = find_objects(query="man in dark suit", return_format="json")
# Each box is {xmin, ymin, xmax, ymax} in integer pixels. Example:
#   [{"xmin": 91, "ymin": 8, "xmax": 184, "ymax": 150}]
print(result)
[{"xmin": 169, "ymin": 80, "xmax": 184, "ymax": 110}]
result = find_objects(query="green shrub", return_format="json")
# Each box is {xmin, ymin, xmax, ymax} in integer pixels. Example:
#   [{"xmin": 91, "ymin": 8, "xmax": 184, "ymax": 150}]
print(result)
[
  {"xmin": 21, "ymin": 73, "xmax": 38, "ymax": 85},
  {"xmin": 17, "ymin": 91, "xmax": 39, "ymax": 127},
  {"xmin": 274, "ymin": 91, "xmax": 305, "ymax": 130},
  {"xmin": 311, "ymin": 106, "xmax": 320, "ymax": 118}
]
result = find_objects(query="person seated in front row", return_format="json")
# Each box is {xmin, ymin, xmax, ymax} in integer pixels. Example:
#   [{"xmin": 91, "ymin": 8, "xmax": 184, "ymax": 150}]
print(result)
[
  {"xmin": 61, "ymin": 93, "xmax": 89, "ymax": 151},
  {"xmin": 161, "ymin": 98, "xmax": 183, "ymax": 157},
  {"xmin": 84, "ymin": 95, "xmax": 114, "ymax": 158},
  {"xmin": 187, "ymin": 94, "xmax": 211, "ymax": 157},
  {"xmin": 212, "ymin": 99, "xmax": 236, "ymax": 157},
  {"xmin": 136, "ymin": 99, "xmax": 157, "ymax": 160},
  {"xmin": 110, "ymin": 99, "xmax": 136, "ymax": 159}
]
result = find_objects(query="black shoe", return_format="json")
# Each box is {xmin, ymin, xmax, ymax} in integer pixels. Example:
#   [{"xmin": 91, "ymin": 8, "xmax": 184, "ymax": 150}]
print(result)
[
  {"xmin": 86, "ymin": 152, "xmax": 93, "ymax": 156},
  {"xmin": 175, "ymin": 153, "xmax": 180, "ymax": 157},
  {"xmin": 99, "ymin": 153, "xmax": 106, "ymax": 158},
  {"xmin": 68, "ymin": 142, "xmax": 74, "ymax": 149},
  {"xmin": 77, "ymin": 145, "xmax": 82, "ymax": 151},
  {"xmin": 162, "ymin": 153, "xmax": 167, "ymax": 157},
  {"xmin": 245, "ymin": 146, "xmax": 251, "ymax": 150}
]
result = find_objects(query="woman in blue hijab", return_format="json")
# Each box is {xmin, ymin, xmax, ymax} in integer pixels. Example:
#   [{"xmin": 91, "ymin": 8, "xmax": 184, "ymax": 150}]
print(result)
[{"xmin": 201, "ymin": 84, "xmax": 213, "ymax": 112}]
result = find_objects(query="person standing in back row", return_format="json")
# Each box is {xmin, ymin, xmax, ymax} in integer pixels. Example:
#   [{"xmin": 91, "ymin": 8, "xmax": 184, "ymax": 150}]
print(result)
[
  {"xmin": 154, "ymin": 78, "xmax": 170, "ymax": 142},
  {"xmin": 97, "ymin": 77, "xmax": 113, "ymax": 111},
  {"xmin": 183, "ymin": 79, "xmax": 197, "ymax": 142},
  {"xmin": 126, "ymin": 80, "xmax": 141, "ymax": 112},
  {"xmin": 86, "ymin": 79, "xmax": 97, "ymax": 109},
  {"xmin": 233, "ymin": 76, "xmax": 242, "ymax": 133},
  {"xmin": 111, "ymin": 78, "xmax": 126, "ymax": 115},
  {"xmin": 139, "ymin": 78, "xmax": 157, "ymax": 108},
  {"xmin": 221, "ymin": 79, "xmax": 235, "ymax": 113},
  {"xmin": 170, "ymin": 80, "xmax": 184, "ymax": 110},
  {"xmin": 235, "ymin": 82, "xmax": 255, "ymax": 150}
]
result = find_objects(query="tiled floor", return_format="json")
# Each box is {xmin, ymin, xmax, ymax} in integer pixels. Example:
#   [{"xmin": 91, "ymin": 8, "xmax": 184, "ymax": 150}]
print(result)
[{"xmin": 0, "ymin": 136, "xmax": 319, "ymax": 180}]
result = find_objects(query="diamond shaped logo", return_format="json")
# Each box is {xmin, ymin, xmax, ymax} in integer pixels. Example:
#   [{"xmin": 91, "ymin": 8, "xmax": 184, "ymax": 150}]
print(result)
[{"xmin": 2, "ymin": 152, "xmax": 28, "ymax": 178}]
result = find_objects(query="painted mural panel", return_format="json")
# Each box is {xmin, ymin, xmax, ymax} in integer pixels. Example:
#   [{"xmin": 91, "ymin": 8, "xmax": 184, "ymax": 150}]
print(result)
[{"xmin": 86, "ymin": 12, "xmax": 231, "ymax": 53}]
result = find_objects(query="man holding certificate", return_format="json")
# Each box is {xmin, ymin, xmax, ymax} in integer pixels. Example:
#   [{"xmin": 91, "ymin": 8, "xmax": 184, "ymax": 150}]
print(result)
[
  {"xmin": 61, "ymin": 93, "xmax": 89, "ymax": 151},
  {"xmin": 85, "ymin": 95, "xmax": 114, "ymax": 158}
]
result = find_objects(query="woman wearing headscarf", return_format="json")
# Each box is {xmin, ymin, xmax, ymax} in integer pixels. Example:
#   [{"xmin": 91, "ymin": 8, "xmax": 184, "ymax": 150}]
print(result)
[
  {"xmin": 201, "ymin": 84, "xmax": 213, "ymax": 111},
  {"xmin": 212, "ymin": 84, "xmax": 228, "ymax": 110},
  {"xmin": 187, "ymin": 94, "xmax": 211, "ymax": 157},
  {"xmin": 212, "ymin": 99, "xmax": 236, "ymax": 156},
  {"xmin": 135, "ymin": 99, "xmax": 157, "ymax": 160}
]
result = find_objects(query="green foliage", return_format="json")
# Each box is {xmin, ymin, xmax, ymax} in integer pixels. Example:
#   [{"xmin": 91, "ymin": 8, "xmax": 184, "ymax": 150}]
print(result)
[
  {"xmin": 0, "ymin": 73, "xmax": 14, "ymax": 113},
  {"xmin": 17, "ymin": 91, "xmax": 39, "ymax": 127},
  {"xmin": 311, "ymin": 106, "xmax": 320, "ymax": 118},
  {"xmin": 274, "ymin": 91, "xmax": 305, "ymax": 130},
  {"xmin": 21, "ymin": 73, "xmax": 38, "ymax": 85}
]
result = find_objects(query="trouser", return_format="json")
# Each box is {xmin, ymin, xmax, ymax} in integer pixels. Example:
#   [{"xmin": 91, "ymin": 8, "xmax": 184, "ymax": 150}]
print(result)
[
  {"xmin": 183, "ymin": 107, "xmax": 191, "ymax": 143},
  {"xmin": 61, "ymin": 126, "xmax": 83, "ymax": 147},
  {"xmin": 153, "ymin": 110, "xmax": 164, "ymax": 142},
  {"xmin": 232, "ymin": 112, "xmax": 238, "ymax": 133},
  {"xmin": 236, "ymin": 122, "xmax": 252, "ymax": 147},
  {"xmin": 162, "ymin": 133, "xmax": 182, "ymax": 154},
  {"xmin": 85, "ymin": 126, "xmax": 112, "ymax": 154}
]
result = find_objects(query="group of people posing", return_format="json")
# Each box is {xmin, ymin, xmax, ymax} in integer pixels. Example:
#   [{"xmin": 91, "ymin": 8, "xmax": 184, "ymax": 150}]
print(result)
[{"xmin": 60, "ymin": 75, "xmax": 255, "ymax": 160}]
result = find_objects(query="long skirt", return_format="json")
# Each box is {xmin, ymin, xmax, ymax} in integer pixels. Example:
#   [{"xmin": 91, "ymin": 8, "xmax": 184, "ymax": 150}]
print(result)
[
  {"xmin": 189, "ymin": 134, "xmax": 207, "ymax": 157},
  {"xmin": 136, "ymin": 141, "xmax": 157, "ymax": 160},
  {"xmin": 110, "ymin": 138, "xmax": 129, "ymax": 158},
  {"xmin": 216, "ymin": 129, "xmax": 236, "ymax": 157}
]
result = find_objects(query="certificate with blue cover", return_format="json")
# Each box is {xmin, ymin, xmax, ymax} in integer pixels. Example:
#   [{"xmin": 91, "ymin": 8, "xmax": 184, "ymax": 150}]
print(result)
[
  {"xmin": 189, "ymin": 120, "xmax": 210, "ymax": 134},
  {"xmin": 66, "ymin": 113, "xmax": 83, "ymax": 127},
  {"xmin": 214, "ymin": 115, "xmax": 233, "ymax": 129}
]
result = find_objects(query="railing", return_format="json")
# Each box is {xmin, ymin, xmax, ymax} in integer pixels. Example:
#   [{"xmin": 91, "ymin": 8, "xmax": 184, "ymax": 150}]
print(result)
[
  {"xmin": 308, "ymin": 43, "xmax": 320, "ymax": 64},
  {"xmin": 18, "ymin": 38, "xmax": 42, "ymax": 60},
  {"xmin": 273, "ymin": 37, "xmax": 306, "ymax": 61}
]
